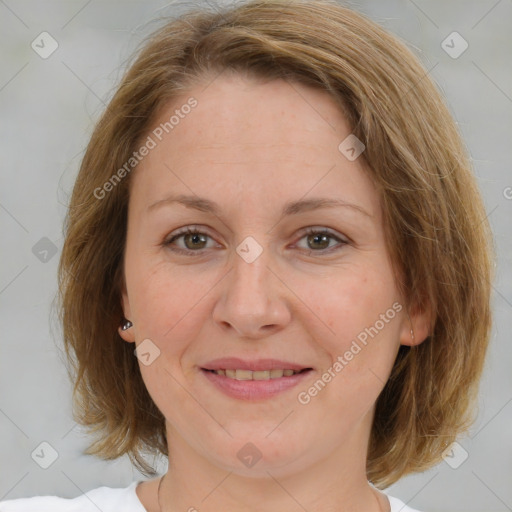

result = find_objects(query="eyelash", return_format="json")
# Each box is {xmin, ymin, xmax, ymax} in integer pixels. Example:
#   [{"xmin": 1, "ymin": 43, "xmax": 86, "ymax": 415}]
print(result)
[{"xmin": 164, "ymin": 226, "xmax": 348, "ymax": 256}]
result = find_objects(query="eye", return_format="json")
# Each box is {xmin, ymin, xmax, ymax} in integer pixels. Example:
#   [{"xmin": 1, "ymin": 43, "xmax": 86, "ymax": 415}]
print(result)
[
  {"xmin": 164, "ymin": 226, "xmax": 348, "ymax": 256},
  {"xmin": 165, "ymin": 227, "xmax": 218, "ymax": 255},
  {"xmin": 294, "ymin": 227, "xmax": 347, "ymax": 253}
]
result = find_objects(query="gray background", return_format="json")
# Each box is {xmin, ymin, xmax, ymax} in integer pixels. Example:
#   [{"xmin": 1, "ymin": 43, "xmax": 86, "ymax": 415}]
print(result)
[{"xmin": 0, "ymin": 0, "xmax": 511, "ymax": 511}]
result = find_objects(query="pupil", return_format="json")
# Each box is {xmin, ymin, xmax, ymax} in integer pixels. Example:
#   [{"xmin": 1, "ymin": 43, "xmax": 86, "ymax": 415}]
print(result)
[
  {"xmin": 186, "ymin": 233, "xmax": 206, "ymax": 249},
  {"xmin": 309, "ymin": 233, "xmax": 329, "ymax": 249}
]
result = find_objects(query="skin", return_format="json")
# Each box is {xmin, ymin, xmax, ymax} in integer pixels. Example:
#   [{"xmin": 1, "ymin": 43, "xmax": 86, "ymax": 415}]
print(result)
[{"xmin": 118, "ymin": 71, "xmax": 429, "ymax": 512}]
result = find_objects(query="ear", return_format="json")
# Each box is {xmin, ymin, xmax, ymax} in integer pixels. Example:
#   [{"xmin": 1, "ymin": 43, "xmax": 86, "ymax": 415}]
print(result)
[
  {"xmin": 118, "ymin": 280, "xmax": 135, "ymax": 344},
  {"xmin": 399, "ymin": 303, "xmax": 431, "ymax": 347}
]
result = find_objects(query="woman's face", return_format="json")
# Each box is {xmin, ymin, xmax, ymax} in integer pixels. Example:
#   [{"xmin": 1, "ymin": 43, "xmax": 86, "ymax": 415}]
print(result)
[{"xmin": 120, "ymin": 72, "xmax": 420, "ymax": 477}]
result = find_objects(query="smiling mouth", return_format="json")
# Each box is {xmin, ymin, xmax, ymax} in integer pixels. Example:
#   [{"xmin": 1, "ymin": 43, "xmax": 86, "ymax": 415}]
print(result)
[{"xmin": 202, "ymin": 368, "xmax": 312, "ymax": 380}]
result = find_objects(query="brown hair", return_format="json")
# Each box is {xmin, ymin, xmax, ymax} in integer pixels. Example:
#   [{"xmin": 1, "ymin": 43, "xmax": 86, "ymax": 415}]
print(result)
[{"xmin": 58, "ymin": 0, "xmax": 493, "ymax": 488}]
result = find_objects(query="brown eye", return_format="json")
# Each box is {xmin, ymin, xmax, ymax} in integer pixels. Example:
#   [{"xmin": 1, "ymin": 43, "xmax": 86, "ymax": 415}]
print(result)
[
  {"xmin": 295, "ymin": 228, "xmax": 347, "ymax": 254},
  {"xmin": 182, "ymin": 232, "xmax": 208, "ymax": 250},
  {"xmin": 306, "ymin": 232, "xmax": 331, "ymax": 250},
  {"xmin": 165, "ymin": 227, "xmax": 217, "ymax": 255}
]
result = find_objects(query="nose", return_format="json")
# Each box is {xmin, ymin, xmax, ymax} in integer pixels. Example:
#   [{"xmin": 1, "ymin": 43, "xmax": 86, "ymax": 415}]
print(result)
[{"xmin": 212, "ymin": 246, "xmax": 292, "ymax": 339}]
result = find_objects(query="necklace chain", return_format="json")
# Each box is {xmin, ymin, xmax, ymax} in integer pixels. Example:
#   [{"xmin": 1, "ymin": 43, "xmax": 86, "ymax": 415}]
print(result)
[{"xmin": 157, "ymin": 473, "xmax": 165, "ymax": 512}]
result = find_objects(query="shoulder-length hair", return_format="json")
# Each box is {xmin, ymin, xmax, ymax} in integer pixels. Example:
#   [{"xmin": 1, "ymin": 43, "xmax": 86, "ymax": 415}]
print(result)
[{"xmin": 58, "ymin": 0, "xmax": 493, "ymax": 488}]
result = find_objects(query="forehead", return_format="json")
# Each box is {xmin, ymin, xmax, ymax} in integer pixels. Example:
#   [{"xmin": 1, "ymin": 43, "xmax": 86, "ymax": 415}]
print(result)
[{"xmin": 129, "ymin": 74, "xmax": 379, "ymax": 218}]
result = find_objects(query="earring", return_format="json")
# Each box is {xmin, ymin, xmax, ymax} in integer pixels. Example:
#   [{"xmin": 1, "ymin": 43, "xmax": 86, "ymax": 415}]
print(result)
[
  {"xmin": 410, "ymin": 328, "xmax": 415, "ymax": 342},
  {"xmin": 121, "ymin": 320, "xmax": 133, "ymax": 331}
]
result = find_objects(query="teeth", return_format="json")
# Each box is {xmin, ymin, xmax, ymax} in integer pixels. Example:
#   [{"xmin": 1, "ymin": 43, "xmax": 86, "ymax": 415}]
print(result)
[
  {"xmin": 252, "ymin": 370, "xmax": 270, "ymax": 380},
  {"xmin": 235, "ymin": 369, "xmax": 253, "ymax": 380},
  {"xmin": 211, "ymin": 369, "xmax": 303, "ymax": 380}
]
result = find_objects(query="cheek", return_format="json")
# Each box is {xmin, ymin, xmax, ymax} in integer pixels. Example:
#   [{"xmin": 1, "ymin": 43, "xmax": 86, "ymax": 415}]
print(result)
[
  {"xmin": 126, "ymin": 257, "xmax": 216, "ymax": 353},
  {"xmin": 301, "ymin": 263, "xmax": 399, "ymax": 344},
  {"xmin": 130, "ymin": 262, "xmax": 217, "ymax": 411},
  {"xmin": 297, "ymin": 260, "xmax": 402, "ymax": 407}
]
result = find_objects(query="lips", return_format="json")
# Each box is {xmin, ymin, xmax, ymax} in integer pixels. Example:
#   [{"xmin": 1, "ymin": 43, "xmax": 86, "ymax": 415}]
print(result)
[{"xmin": 200, "ymin": 358, "xmax": 313, "ymax": 400}]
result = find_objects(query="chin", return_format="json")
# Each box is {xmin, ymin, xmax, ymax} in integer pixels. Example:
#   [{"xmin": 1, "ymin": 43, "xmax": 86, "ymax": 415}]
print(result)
[{"xmin": 201, "ymin": 428, "xmax": 315, "ymax": 477}]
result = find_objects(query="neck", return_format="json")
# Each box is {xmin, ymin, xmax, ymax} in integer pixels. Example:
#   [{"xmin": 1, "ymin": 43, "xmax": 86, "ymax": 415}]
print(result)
[{"xmin": 156, "ymin": 420, "xmax": 387, "ymax": 512}]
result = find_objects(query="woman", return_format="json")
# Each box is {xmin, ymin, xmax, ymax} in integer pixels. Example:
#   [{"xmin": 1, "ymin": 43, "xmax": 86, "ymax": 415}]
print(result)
[{"xmin": 1, "ymin": 0, "xmax": 493, "ymax": 510}]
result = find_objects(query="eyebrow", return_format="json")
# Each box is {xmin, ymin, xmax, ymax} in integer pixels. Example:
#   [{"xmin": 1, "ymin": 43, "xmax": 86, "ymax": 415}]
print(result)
[{"xmin": 147, "ymin": 194, "xmax": 372, "ymax": 219}]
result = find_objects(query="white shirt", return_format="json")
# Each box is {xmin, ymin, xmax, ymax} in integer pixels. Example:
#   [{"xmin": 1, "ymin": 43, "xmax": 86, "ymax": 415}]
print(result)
[{"xmin": 0, "ymin": 480, "xmax": 421, "ymax": 511}]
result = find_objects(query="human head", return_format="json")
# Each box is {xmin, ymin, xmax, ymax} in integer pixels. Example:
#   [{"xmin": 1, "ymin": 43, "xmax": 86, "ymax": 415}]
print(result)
[{"xmin": 58, "ymin": 0, "xmax": 493, "ymax": 488}]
